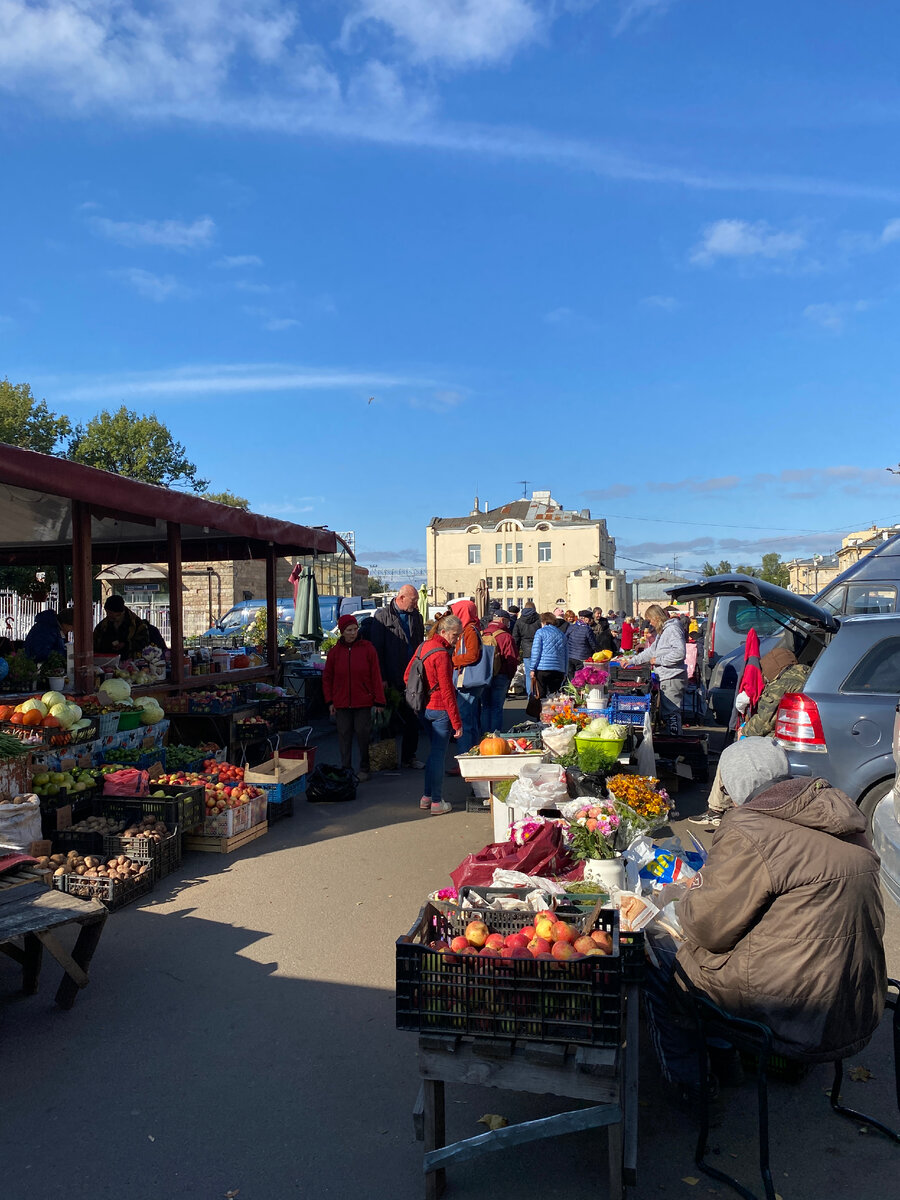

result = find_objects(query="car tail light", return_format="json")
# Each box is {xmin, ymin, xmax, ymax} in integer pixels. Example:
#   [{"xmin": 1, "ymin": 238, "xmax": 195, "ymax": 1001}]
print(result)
[
  {"xmin": 707, "ymin": 617, "xmax": 715, "ymax": 661},
  {"xmin": 775, "ymin": 692, "xmax": 827, "ymax": 752}
]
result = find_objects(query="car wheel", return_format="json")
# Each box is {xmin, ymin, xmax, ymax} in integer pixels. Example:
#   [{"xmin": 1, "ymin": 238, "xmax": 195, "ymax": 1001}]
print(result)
[{"xmin": 858, "ymin": 777, "xmax": 894, "ymax": 833}]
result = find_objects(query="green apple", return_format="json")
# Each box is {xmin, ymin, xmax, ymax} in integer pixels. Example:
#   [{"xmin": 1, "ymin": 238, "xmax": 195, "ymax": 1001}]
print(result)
[
  {"xmin": 33, "ymin": 773, "xmax": 50, "ymax": 786},
  {"xmin": 50, "ymin": 772, "xmax": 66, "ymax": 784}
]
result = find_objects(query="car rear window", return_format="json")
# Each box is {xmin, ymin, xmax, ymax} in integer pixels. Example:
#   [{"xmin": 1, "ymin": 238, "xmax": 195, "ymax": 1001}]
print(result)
[
  {"xmin": 842, "ymin": 636, "xmax": 900, "ymax": 694},
  {"xmin": 726, "ymin": 602, "xmax": 784, "ymax": 637}
]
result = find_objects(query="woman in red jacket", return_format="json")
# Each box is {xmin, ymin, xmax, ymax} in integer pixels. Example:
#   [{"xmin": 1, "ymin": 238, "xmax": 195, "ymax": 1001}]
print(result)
[
  {"xmin": 404, "ymin": 612, "xmax": 463, "ymax": 815},
  {"xmin": 323, "ymin": 615, "xmax": 386, "ymax": 782}
]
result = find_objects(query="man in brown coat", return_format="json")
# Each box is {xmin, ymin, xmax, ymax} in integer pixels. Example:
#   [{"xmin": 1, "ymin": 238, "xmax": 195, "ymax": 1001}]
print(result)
[{"xmin": 646, "ymin": 738, "xmax": 886, "ymax": 1099}]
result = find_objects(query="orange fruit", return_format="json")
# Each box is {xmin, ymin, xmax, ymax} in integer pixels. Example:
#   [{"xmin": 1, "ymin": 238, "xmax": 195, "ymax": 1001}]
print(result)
[
  {"xmin": 22, "ymin": 709, "xmax": 43, "ymax": 727},
  {"xmin": 9, "ymin": 712, "xmax": 25, "ymax": 724}
]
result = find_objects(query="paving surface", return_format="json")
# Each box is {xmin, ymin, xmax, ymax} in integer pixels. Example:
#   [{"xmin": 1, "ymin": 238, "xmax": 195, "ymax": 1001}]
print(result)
[{"xmin": 1, "ymin": 700, "xmax": 898, "ymax": 1200}]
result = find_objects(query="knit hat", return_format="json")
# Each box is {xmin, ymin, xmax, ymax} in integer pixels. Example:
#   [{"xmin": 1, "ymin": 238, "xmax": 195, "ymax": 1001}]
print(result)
[
  {"xmin": 337, "ymin": 614, "xmax": 358, "ymax": 633},
  {"xmin": 578, "ymin": 609, "xmax": 592, "ymax": 618},
  {"xmin": 719, "ymin": 738, "xmax": 791, "ymax": 806}
]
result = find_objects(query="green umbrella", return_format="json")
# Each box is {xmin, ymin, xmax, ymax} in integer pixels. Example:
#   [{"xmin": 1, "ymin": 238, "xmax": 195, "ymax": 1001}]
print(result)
[
  {"xmin": 418, "ymin": 584, "xmax": 429, "ymax": 622},
  {"xmin": 293, "ymin": 565, "xmax": 324, "ymax": 641}
]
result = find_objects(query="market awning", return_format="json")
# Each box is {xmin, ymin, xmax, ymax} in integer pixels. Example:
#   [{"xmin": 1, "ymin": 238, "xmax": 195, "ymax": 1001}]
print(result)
[
  {"xmin": 0, "ymin": 443, "xmax": 340, "ymax": 565},
  {"xmin": 95, "ymin": 563, "xmax": 169, "ymax": 582}
]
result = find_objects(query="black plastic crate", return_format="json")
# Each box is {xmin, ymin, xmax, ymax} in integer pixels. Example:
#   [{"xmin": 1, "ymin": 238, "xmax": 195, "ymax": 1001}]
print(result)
[
  {"xmin": 652, "ymin": 733, "xmax": 709, "ymax": 782},
  {"xmin": 266, "ymin": 793, "xmax": 294, "ymax": 824},
  {"xmin": 100, "ymin": 783, "xmax": 204, "ymax": 833},
  {"xmin": 257, "ymin": 696, "xmax": 304, "ymax": 731},
  {"xmin": 53, "ymin": 854, "xmax": 155, "ymax": 911},
  {"xmin": 397, "ymin": 903, "xmax": 641, "ymax": 1046},
  {"xmin": 608, "ymin": 663, "xmax": 653, "ymax": 686},
  {"xmin": 104, "ymin": 825, "xmax": 181, "ymax": 879},
  {"xmin": 51, "ymin": 827, "xmax": 109, "ymax": 856}
]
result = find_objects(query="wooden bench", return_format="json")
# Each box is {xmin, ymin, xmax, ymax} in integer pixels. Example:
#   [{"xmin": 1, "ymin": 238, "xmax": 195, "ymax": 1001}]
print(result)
[
  {"xmin": 413, "ymin": 982, "xmax": 640, "ymax": 1199},
  {"xmin": 0, "ymin": 881, "xmax": 108, "ymax": 1009}
]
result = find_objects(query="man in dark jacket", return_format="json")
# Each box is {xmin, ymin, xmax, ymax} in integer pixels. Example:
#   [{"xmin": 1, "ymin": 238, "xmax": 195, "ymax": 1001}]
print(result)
[
  {"xmin": 512, "ymin": 602, "xmax": 541, "ymax": 696},
  {"xmin": 23, "ymin": 609, "xmax": 68, "ymax": 663},
  {"xmin": 646, "ymin": 738, "xmax": 886, "ymax": 1101},
  {"xmin": 566, "ymin": 611, "xmax": 597, "ymax": 675},
  {"xmin": 360, "ymin": 585, "xmax": 425, "ymax": 768}
]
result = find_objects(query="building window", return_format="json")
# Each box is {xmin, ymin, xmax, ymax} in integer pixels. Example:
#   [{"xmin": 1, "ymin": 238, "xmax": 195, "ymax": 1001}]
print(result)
[
  {"xmin": 446, "ymin": 592, "xmax": 454, "ymax": 600},
  {"xmin": 506, "ymin": 576, "xmax": 513, "ymax": 589},
  {"xmin": 495, "ymin": 543, "xmax": 502, "ymax": 564},
  {"xmin": 515, "ymin": 543, "xmax": 523, "ymax": 563},
  {"xmin": 507, "ymin": 598, "xmax": 514, "ymax": 609},
  {"xmin": 516, "ymin": 597, "xmax": 522, "ymax": 608},
  {"xmin": 590, "ymin": 578, "xmax": 598, "ymax": 589},
  {"xmin": 606, "ymin": 579, "xmax": 614, "ymax": 590},
  {"xmin": 485, "ymin": 577, "xmax": 493, "ymax": 589},
  {"xmin": 516, "ymin": 576, "xmax": 523, "ymax": 590},
  {"xmin": 526, "ymin": 575, "xmax": 534, "ymax": 589},
  {"xmin": 538, "ymin": 542, "xmax": 551, "ymax": 562},
  {"xmin": 505, "ymin": 543, "xmax": 513, "ymax": 563},
  {"xmin": 467, "ymin": 544, "xmax": 481, "ymax": 565}
]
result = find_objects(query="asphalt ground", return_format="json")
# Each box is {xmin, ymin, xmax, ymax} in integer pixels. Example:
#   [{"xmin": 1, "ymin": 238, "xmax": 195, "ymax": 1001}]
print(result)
[{"xmin": 0, "ymin": 698, "xmax": 897, "ymax": 1200}]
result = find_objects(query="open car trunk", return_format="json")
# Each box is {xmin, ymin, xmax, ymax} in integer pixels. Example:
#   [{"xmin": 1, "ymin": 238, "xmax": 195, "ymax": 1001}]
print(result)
[{"xmin": 666, "ymin": 574, "xmax": 839, "ymax": 634}]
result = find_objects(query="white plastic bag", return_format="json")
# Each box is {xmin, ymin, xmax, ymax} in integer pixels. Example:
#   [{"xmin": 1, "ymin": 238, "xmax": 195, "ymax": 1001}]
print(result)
[
  {"xmin": 541, "ymin": 723, "xmax": 578, "ymax": 757},
  {"xmin": 636, "ymin": 710, "xmax": 656, "ymax": 776},
  {"xmin": 506, "ymin": 762, "xmax": 568, "ymax": 810},
  {"xmin": 0, "ymin": 794, "xmax": 42, "ymax": 851}
]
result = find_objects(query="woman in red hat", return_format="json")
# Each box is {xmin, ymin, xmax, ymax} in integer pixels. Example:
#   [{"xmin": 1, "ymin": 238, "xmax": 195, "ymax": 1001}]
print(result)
[{"xmin": 323, "ymin": 615, "xmax": 386, "ymax": 781}]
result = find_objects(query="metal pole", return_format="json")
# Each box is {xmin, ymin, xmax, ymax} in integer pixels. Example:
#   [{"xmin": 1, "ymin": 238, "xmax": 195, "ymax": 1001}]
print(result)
[
  {"xmin": 265, "ymin": 545, "xmax": 278, "ymax": 669},
  {"xmin": 71, "ymin": 501, "xmax": 94, "ymax": 694},
  {"xmin": 167, "ymin": 522, "xmax": 184, "ymax": 687}
]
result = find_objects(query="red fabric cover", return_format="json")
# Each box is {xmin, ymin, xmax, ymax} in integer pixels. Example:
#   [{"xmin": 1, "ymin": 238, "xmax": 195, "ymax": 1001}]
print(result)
[
  {"xmin": 739, "ymin": 629, "xmax": 765, "ymax": 709},
  {"xmin": 450, "ymin": 823, "xmax": 575, "ymax": 890},
  {"xmin": 322, "ymin": 638, "xmax": 386, "ymax": 708}
]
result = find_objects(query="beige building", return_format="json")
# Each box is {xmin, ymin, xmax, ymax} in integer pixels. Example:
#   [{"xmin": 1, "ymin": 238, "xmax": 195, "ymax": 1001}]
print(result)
[
  {"xmin": 786, "ymin": 554, "xmax": 840, "ymax": 596},
  {"xmin": 426, "ymin": 490, "xmax": 625, "ymax": 612}
]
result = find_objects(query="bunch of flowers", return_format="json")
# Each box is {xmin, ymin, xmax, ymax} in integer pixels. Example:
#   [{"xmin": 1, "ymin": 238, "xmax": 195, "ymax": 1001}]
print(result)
[
  {"xmin": 434, "ymin": 887, "xmax": 458, "ymax": 902},
  {"xmin": 607, "ymin": 773, "xmax": 670, "ymax": 822},
  {"xmin": 548, "ymin": 704, "xmax": 591, "ymax": 729},
  {"xmin": 565, "ymin": 801, "xmax": 622, "ymax": 861},
  {"xmin": 571, "ymin": 665, "xmax": 610, "ymax": 690},
  {"xmin": 509, "ymin": 815, "xmax": 549, "ymax": 846}
]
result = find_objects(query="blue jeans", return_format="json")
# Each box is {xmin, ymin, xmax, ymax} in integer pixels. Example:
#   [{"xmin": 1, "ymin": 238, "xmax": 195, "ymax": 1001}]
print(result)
[
  {"xmin": 482, "ymin": 675, "xmax": 510, "ymax": 735},
  {"xmin": 456, "ymin": 687, "xmax": 485, "ymax": 754},
  {"xmin": 523, "ymin": 656, "xmax": 532, "ymax": 695},
  {"xmin": 424, "ymin": 708, "xmax": 453, "ymax": 804}
]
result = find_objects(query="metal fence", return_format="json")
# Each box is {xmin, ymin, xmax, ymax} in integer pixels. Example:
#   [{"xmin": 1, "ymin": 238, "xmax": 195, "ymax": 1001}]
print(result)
[{"xmin": 0, "ymin": 592, "xmax": 171, "ymax": 645}]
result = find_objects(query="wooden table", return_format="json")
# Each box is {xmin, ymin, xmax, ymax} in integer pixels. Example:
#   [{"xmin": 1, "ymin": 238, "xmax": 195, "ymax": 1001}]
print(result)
[
  {"xmin": 413, "ymin": 982, "xmax": 640, "ymax": 1199},
  {"xmin": 0, "ymin": 881, "xmax": 108, "ymax": 1009}
]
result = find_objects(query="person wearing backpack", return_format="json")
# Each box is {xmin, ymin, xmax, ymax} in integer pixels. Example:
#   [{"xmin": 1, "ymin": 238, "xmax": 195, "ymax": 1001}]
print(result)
[
  {"xmin": 481, "ymin": 612, "xmax": 518, "ymax": 734},
  {"xmin": 404, "ymin": 613, "xmax": 463, "ymax": 815},
  {"xmin": 448, "ymin": 599, "xmax": 487, "ymax": 758}
]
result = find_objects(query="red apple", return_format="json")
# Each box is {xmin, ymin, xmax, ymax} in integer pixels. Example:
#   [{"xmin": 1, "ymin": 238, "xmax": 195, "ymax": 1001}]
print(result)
[
  {"xmin": 509, "ymin": 947, "xmax": 532, "ymax": 960},
  {"xmin": 504, "ymin": 933, "xmax": 529, "ymax": 951},
  {"xmin": 527, "ymin": 936, "xmax": 551, "ymax": 957},
  {"xmin": 449, "ymin": 936, "xmax": 469, "ymax": 953},
  {"xmin": 551, "ymin": 921, "xmax": 577, "ymax": 944},
  {"xmin": 573, "ymin": 936, "xmax": 596, "ymax": 955},
  {"xmin": 484, "ymin": 933, "xmax": 505, "ymax": 951},
  {"xmin": 552, "ymin": 941, "xmax": 576, "ymax": 961},
  {"xmin": 520, "ymin": 925, "xmax": 536, "ymax": 941},
  {"xmin": 465, "ymin": 920, "xmax": 489, "ymax": 948},
  {"xmin": 591, "ymin": 930, "xmax": 613, "ymax": 954},
  {"xmin": 479, "ymin": 947, "xmax": 501, "ymax": 958}
]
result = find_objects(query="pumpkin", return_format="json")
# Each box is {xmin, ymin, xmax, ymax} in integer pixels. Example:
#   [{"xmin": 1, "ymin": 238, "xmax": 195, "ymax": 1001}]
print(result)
[
  {"xmin": 478, "ymin": 736, "xmax": 510, "ymax": 756},
  {"xmin": 231, "ymin": 654, "xmax": 250, "ymax": 669}
]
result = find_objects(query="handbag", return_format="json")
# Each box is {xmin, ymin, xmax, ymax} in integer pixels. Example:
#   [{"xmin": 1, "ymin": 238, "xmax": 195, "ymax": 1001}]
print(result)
[
  {"xmin": 525, "ymin": 675, "xmax": 542, "ymax": 720},
  {"xmin": 453, "ymin": 630, "xmax": 494, "ymax": 690}
]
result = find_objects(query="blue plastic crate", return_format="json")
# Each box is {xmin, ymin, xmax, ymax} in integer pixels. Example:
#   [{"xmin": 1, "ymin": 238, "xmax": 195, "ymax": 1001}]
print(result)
[
  {"xmin": 609, "ymin": 695, "xmax": 651, "ymax": 726},
  {"xmin": 257, "ymin": 773, "xmax": 307, "ymax": 806}
]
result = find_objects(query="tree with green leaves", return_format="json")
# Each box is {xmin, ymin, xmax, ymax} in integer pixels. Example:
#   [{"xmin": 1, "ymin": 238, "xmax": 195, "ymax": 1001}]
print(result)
[
  {"xmin": 758, "ymin": 552, "xmax": 790, "ymax": 588},
  {"xmin": 66, "ymin": 406, "xmax": 208, "ymax": 491},
  {"xmin": 202, "ymin": 490, "xmax": 249, "ymax": 509},
  {"xmin": 735, "ymin": 564, "xmax": 759, "ymax": 577},
  {"xmin": 0, "ymin": 378, "xmax": 71, "ymax": 452},
  {"xmin": 367, "ymin": 575, "xmax": 386, "ymax": 596}
]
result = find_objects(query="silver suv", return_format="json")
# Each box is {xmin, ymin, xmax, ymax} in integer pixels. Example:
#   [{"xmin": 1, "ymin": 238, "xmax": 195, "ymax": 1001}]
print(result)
[
  {"xmin": 872, "ymin": 704, "xmax": 900, "ymax": 909},
  {"xmin": 669, "ymin": 576, "xmax": 898, "ymax": 826}
]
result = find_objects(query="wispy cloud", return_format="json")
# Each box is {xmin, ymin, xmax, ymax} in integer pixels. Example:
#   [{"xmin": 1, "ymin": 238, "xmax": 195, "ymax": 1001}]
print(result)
[
  {"xmin": 264, "ymin": 317, "xmax": 301, "ymax": 332},
  {"xmin": 641, "ymin": 294, "xmax": 679, "ymax": 311},
  {"xmin": 588, "ymin": 465, "xmax": 898, "ymax": 503},
  {"xmin": 0, "ymin": 3, "xmax": 895, "ymax": 204},
  {"xmin": 620, "ymin": 530, "xmax": 841, "ymax": 563},
  {"xmin": 614, "ymin": 0, "xmax": 677, "ymax": 36},
  {"xmin": 543, "ymin": 306, "xmax": 576, "ymax": 324},
  {"xmin": 803, "ymin": 299, "xmax": 870, "ymax": 333},
  {"xmin": 111, "ymin": 268, "xmax": 186, "ymax": 302},
  {"xmin": 91, "ymin": 215, "xmax": 216, "ymax": 250},
  {"xmin": 880, "ymin": 218, "xmax": 900, "ymax": 244},
  {"xmin": 358, "ymin": 547, "xmax": 427, "ymax": 562},
  {"xmin": 52, "ymin": 362, "xmax": 441, "ymax": 403},
  {"xmin": 214, "ymin": 254, "xmax": 263, "ymax": 269},
  {"xmin": 408, "ymin": 389, "xmax": 465, "ymax": 413},
  {"xmin": 690, "ymin": 219, "xmax": 806, "ymax": 265}
]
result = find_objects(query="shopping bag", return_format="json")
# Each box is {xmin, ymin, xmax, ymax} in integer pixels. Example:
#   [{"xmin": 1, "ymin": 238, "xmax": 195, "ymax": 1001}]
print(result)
[
  {"xmin": 525, "ymin": 676, "xmax": 542, "ymax": 721},
  {"xmin": 506, "ymin": 762, "xmax": 568, "ymax": 810},
  {"xmin": 450, "ymin": 822, "xmax": 574, "ymax": 890},
  {"xmin": 306, "ymin": 765, "xmax": 358, "ymax": 803}
]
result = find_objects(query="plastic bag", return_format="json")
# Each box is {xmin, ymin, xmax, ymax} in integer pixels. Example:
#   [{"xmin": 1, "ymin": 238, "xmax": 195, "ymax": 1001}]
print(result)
[
  {"xmin": 450, "ymin": 823, "xmax": 575, "ymax": 890},
  {"xmin": 564, "ymin": 767, "xmax": 609, "ymax": 800},
  {"xmin": 636, "ymin": 711, "xmax": 656, "ymax": 776},
  {"xmin": 541, "ymin": 724, "xmax": 578, "ymax": 757},
  {"xmin": 306, "ymin": 765, "xmax": 358, "ymax": 803},
  {"xmin": 0, "ymin": 794, "xmax": 42, "ymax": 851},
  {"xmin": 505, "ymin": 762, "xmax": 568, "ymax": 811},
  {"xmin": 102, "ymin": 768, "xmax": 149, "ymax": 796}
]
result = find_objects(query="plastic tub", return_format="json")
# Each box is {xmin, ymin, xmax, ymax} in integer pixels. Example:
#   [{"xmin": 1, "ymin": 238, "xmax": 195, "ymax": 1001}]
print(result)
[{"xmin": 574, "ymin": 733, "xmax": 626, "ymax": 773}]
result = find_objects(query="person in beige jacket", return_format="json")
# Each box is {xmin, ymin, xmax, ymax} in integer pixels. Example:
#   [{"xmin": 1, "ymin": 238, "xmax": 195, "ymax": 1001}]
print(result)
[{"xmin": 645, "ymin": 738, "xmax": 886, "ymax": 1100}]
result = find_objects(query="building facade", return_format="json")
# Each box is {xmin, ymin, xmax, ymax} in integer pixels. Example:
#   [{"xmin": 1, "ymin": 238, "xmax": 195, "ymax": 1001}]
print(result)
[
  {"xmin": 632, "ymin": 572, "xmax": 695, "ymax": 618},
  {"xmin": 785, "ymin": 554, "xmax": 840, "ymax": 596},
  {"xmin": 426, "ymin": 490, "xmax": 623, "ymax": 612}
]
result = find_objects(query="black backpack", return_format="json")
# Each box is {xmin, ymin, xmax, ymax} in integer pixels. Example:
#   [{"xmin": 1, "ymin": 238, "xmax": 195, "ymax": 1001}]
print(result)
[{"xmin": 404, "ymin": 645, "xmax": 451, "ymax": 714}]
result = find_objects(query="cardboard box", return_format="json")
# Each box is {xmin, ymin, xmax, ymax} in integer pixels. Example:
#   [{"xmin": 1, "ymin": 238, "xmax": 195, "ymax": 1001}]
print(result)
[{"xmin": 243, "ymin": 756, "xmax": 308, "ymax": 786}]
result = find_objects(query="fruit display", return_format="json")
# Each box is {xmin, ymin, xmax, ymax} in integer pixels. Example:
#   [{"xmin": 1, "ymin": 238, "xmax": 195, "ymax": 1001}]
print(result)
[
  {"xmin": 164, "ymin": 743, "xmax": 217, "ymax": 771},
  {"xmin": 0, "ymin": 693, "xmax": 95, "ymax": 743},
  {"xmin": 429, "ymin": 912, "xmax": 613, "ymax": 962},
  {"xmin": 463, "ymin": 736, "xmax": 543, "ymax": 757},
  {"xmin": 189, "ymin": 685, "xmax": 241, "ymax": 713},
  {"xmin": 31, "ymin": 767, "xmax": 99, "ymax": 798}
]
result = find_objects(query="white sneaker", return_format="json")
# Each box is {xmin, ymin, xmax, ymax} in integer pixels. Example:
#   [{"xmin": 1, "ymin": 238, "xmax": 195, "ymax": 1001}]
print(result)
[
  {"xmin": 405, "ymin": 758, "xmax": 425, "ymax": 769},
  {"xmin": 430, "ymin": 800, "xmax": 452, "ymax": 815},
  {"xmin": 419, "ymin": 796, "xmax": 432, "ymax": 810}
]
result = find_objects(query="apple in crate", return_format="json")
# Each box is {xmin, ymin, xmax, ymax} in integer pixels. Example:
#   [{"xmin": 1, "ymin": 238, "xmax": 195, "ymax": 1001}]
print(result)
[
  {"xmin": 464, "ymin": 920, "xmax": 489, "ymax": 948},
  {"xmin": 484, "ymin": 933, "xmax": 505, "ymax": 951}
]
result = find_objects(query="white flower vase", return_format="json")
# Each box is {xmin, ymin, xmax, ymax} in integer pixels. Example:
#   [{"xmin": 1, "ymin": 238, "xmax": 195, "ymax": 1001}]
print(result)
[
  {"xmin": 586, "ymin": 686, "xmax": 606, "ymax": 711},
  {"xmin": 584, "ymin": 855, "xmax": 626, "ymax": 890}
]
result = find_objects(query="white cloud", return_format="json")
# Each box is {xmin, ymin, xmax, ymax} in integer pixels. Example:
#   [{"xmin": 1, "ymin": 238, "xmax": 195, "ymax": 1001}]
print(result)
[
  {"xmin": 881, "ymin": 218, "xmax": 900, "ymax": 244},
  {"xmin": 614, "ymin": 0, "xmax": 676, "ymax": 36},
  {"xmin": 112, "ymin": 268, "xmax": 185, "ymax": 301},
  {"xmin": 214, "ymin": 254, "xmax": 263, "ymax": 268},
  {"xmin": 543, "ymin": 305, "xmax": 575, "ymax": 324},
  {"xmin": 91, "ymin": 215, "xmax": 216, "ymax": 250},
  {"xmin": 691, "ymin": 219, "xmax": 806, "ymax": 265},
  {"xmin": 641, "ymin": 294, "xmax": 679, "ymax": 310},
  {"xmin": 342, "ymin": 0, "xmax": 543, "ymax": 67},
  {"xmin": 803, "ymin": 299, "xmax": 870, "ymax": 333},
  {"xmin": 408, "ymin": 389, "xmax": 465, "ymax": 412},
  {"xmin": 52, "ymin": 362, "xmax": 439, "ymax": 402},
  {"xmin": 0, "ymin": 3, "xmax": 897, "ymax": 205},
  {"xmin": 264, "ymin": 317, "xmax": 300, "ymax": 331}
]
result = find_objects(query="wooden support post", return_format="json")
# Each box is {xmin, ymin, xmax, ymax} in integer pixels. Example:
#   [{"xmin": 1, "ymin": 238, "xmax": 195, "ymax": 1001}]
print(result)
[
  {"xmin": 423, "ymin": 1078, "xmax": 446, "ymax": 1200},
  {"xmin": 71, "ymin": 501, "xmax": 94, "ymax": 694},
  {"xmin": 167, "ymin": 522, "xmax": 184, "ymax": 687},
  {"xmin": 55, "ymin": 915, "xmax": 106, "ymax": 1010},
  {"xmin": 265, "ymin": 545, "xmax": 278, "ymax": 671},
  {"xmin": 56, "ymin": 555, "xmax": 68, "ymax": 612}
]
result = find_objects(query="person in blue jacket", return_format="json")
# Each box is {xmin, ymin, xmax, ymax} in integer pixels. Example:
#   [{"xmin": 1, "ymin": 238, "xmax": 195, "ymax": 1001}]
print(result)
[
  {"xmin": 530, "ymin": 612, "xmax": 569, "ymax": 697},
  {"xmin": 23, "ymin": 609, "xmax": 70, "ymax": 663}
]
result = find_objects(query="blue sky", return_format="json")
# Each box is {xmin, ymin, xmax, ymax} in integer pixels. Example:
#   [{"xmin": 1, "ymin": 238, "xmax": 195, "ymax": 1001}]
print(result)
[{"xmin": 3, "ymin": 0, "xmax": 900, "ymax": 582}]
